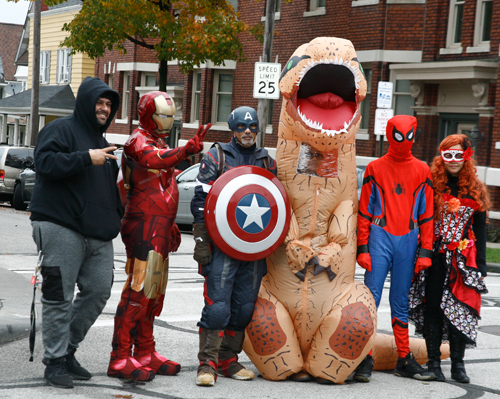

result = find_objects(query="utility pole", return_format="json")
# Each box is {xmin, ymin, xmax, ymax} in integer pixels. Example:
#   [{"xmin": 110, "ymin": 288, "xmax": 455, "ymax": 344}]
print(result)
[
  {"xmin": 29, "ymin": 0, "xmax": 41, "ymax": 147},
  {"xmin": 257, "ymin": 0, "xmax": 277, "ymax": 149}
]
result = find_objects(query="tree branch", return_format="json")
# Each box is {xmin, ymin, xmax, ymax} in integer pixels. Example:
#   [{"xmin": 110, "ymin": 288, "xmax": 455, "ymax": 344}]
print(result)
[{"xmin": 126, "ymin": 35, "xmax": 155, "ymax": 49}]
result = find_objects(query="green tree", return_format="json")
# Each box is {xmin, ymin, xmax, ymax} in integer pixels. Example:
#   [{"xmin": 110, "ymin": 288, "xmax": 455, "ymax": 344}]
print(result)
[{"xmin": 43, "ymin": 0, "xmax": 261, "ymax": 90}]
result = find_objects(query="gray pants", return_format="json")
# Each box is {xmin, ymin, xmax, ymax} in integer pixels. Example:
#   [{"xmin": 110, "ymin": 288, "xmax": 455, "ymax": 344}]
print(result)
[{"xmin": 32, "ymin": 221, "xmax": 114, "ymax": 361}]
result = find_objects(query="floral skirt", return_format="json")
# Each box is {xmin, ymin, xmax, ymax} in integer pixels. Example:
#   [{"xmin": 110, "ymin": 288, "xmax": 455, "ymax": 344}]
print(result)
[{"xmin": 409, "ymin": 247, "xmax": 487, "ymax": 345}]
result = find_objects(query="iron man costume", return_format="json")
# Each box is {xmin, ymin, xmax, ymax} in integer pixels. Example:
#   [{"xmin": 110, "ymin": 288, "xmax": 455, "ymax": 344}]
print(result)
[
  {"xmin": 108, "ymin": 91, "xmax": 210, "ymax": 381},
  {"xmin": 357, "ymin": 115, "xmax": 434, "ymax": 360}
]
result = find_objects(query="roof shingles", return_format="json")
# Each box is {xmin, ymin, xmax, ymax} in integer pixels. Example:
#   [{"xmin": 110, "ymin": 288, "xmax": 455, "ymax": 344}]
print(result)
[{"xmin": 0, "ymin": 23, "xmax": 24, "ymax": 82}]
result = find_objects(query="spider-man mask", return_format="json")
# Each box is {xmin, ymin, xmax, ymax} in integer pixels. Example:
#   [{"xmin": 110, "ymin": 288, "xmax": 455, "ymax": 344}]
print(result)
[{"xmin": 386, "ymin": 115, "xmax": 417, "ymax": 161}]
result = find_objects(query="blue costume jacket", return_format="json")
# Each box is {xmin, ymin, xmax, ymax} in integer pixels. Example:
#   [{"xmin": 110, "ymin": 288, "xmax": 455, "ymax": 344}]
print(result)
[{"xmin": 191, "ymin": 137, "xmax": 277, "ymax": 331}]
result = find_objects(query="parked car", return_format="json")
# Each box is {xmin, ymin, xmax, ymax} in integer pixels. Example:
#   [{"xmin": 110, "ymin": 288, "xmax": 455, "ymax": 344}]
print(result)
[
  {"xmin": 356, "ymin": 165, "xmax": 366, "ymax": 200},
  {"xmin": 175, "ymin": 163, "xmax": 200, "ymax": 226},
  {"xmin": 13, "ymin": 161, "xmax": 36, "ymax": 211},
  {"xmin": 11, "ymin": 147, "xmax": 125, "ymax": 211},
  {"xmin": 0, "ymin": 145, "xmax": 34, "ymax": 206},
  {"xmin": 174, "ymin": 163, "xmax": 366, "ymax": 225}
]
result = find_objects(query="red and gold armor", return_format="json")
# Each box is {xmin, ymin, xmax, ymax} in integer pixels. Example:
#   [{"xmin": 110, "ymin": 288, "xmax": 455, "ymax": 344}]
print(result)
[{"xmin": 108, "ymin": 91, "xmax": 209, "ymax": 381}]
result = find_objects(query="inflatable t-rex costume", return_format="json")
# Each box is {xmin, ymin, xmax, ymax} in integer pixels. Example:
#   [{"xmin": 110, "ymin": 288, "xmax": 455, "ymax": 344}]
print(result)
[{"xmin": 242, "ymin": 37, "xmax": 377, "ymax": 383}]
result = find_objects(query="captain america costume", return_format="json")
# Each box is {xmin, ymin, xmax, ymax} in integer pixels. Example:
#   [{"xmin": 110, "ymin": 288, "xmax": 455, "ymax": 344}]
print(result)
[
  {"xmin": 191, "ymin": 137, "xmax": 277, "ymax": 332},
  {"xmin": 357, "ymin": 115, "xmax": 434, "ymax": 359},
  {"xmin": 191, "ymin": 107, "xmax": 278, "ymax": 384}
]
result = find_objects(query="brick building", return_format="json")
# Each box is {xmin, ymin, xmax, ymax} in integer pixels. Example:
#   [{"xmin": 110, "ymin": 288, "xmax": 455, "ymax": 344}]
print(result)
[{"xmin": 96, "ymin": 0, "xmax": 500, "ymax": 227}]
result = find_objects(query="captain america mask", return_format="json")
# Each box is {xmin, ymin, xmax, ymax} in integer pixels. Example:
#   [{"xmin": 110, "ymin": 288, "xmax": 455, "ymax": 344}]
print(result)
[{"xmin": 228, "ymin": 106, "xmax": 260, "ymax": 133}]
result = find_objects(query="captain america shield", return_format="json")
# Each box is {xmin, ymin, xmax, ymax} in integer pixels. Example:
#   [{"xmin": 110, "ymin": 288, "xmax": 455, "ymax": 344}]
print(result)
[{"xmin": 205, "ymin": 165, "xmax": 291, "ymax": 261}]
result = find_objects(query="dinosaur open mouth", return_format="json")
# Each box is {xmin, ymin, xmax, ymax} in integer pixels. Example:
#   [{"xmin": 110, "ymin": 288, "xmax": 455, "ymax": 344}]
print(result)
[{"xmin": 293, "ymin": 60, "xmax": 359, "ymax": 136}]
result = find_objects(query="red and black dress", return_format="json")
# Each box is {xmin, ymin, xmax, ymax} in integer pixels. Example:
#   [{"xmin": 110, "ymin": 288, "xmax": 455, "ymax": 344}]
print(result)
[{"xmin": 409, "ymin": 175, "xmax": 488, "ymax": 345}]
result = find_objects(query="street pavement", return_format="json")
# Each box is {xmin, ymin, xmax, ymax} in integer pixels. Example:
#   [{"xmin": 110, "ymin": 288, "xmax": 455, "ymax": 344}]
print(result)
[{"xmin": 1, "ymin": 205, "xmax": 500, "ymax": 399}]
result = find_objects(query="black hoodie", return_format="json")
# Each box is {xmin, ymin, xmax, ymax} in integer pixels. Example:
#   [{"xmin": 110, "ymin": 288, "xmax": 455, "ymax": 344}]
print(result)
[{"xmin": 30, "ymin": 77, "xmax": 123, "ymax": 241}]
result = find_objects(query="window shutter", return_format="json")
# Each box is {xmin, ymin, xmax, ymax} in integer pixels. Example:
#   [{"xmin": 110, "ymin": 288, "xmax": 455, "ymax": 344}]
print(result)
[
  {"xmin": 45, "ymin": 51, "xmax": 51, "ymax": 84},
  {"xmin": 56, "ymin": 49, "xmax": 61, "ymax": 83},
  {"xmin": 67, "ymin": 51, "xmax": 72, "ymax": 83},
  {"xmin": 39, "ymin": 52, "xmax": 44, "ymax": 83}
]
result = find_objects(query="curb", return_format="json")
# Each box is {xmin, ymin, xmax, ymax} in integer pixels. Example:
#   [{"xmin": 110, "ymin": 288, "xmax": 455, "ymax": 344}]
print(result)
[
  {"xmin": 487, "ymin": 262, "xmax": 500, "ymax": 275},
  {"xmin": 0, "ymin": 267, "xmax": 40, "ymax": 346}
]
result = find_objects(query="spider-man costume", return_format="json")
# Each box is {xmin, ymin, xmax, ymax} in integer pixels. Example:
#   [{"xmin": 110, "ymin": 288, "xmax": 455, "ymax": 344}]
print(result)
[
  {"xmin": 357, "ymin": 115, "xmax": 433, "ymax": 360},
  {"xmin": 108, "ymin": 91, "xmax": 210, "ymax": 381}
]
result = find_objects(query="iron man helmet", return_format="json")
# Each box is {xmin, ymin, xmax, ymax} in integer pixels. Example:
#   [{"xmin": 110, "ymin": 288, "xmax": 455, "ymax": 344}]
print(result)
[{"xmin": 137, "ymin": 91, "xmax": 176, "ymax": 137}]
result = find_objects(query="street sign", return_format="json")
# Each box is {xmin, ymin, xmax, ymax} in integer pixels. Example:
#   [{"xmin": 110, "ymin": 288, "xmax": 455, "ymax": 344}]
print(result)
[
  {"xmin": 377, "ymin": 81, "xmax": 393, "ymax": 109},
  {"xmin": 374, "ymin": 108, "xmax": 394, "ymax": 135},
  {"xmin": 253, "ymin": 62, "xmax": 282, "ymax": 100}
]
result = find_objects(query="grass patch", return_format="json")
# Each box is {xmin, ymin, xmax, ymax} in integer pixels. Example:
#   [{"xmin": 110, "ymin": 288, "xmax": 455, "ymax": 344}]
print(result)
[{"xmin": 486, "ymin": 247, "xmax": 500, "ymax": 264}]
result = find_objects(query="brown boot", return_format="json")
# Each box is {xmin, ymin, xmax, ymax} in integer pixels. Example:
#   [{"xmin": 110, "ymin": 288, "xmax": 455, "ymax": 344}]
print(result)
[
  {"xmin": 217, "ymin": 330, "xmax": 255, "ymax": 380},
  {"xmin": 196, "ymin": 328, "xmax": 223, "ymax": 386}
]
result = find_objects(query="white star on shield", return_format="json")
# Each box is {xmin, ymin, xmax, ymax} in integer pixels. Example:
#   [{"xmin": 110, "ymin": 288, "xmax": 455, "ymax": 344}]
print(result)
[{"xmin": 237, "ymin": 194, "xmax": 270, "ymax": 230}]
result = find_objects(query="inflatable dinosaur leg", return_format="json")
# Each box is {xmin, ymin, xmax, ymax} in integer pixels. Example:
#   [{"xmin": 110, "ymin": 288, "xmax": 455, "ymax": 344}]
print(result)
[
  {"xmin": 372, "ymin": 333, "xmax": 450, "ymax": 370},
  {"xmin": 243, "ymin": 286, "xmax": 303, "ymax": 380},
  {"xmin": 303, "ymin": 281, "xmax": 377, "ymax": 383}
]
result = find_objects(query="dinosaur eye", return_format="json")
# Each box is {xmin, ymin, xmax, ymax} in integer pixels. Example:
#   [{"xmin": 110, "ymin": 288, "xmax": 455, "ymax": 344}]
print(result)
[
  {"xmin": 279, "ymin": 55, "xmax": 311, "ymax": 82},
  {"xmin": 352, "ymin": 57, "xmax": 366, "ymax": 80}
]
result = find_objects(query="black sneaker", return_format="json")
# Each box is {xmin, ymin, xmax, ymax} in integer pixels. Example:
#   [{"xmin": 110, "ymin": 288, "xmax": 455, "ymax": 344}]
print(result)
[
  {"xmin": 353, "ymin": 354, "xmax": 374, "ymax": 382},
  {"xmin": 43, "ymin": 357, "xmax": 74, "ymax": 388},
  {"xmin": 65, "ymin": 351, "xmax": 92, "ymax": 380},
  {"xmin": 395, "ymin": 352, "xmax": 435, "ymax": 381}
]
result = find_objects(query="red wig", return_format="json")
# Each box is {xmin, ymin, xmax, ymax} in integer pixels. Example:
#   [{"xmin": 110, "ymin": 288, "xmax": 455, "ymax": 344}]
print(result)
[{"xmin": 431, "ymin": 134, "xmax": 489, "ymax": 219}]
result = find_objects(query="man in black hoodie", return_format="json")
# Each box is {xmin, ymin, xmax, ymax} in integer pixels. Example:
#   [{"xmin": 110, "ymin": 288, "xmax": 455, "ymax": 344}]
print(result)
[{"xmin": 30, "ymin": 77, "xmax": 123, "ymax": 389}]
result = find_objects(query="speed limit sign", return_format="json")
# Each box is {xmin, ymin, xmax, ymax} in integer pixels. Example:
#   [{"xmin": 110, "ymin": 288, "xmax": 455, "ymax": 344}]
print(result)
[{"xmin": 253, "ymin": 62, "xmax": 282, "ymax": 100}]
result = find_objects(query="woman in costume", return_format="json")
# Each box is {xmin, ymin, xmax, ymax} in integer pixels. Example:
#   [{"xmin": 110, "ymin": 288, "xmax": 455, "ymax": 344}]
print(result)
[{"xmin": 410, "ymin": 134, "xmax": 488, "ymax": 384}]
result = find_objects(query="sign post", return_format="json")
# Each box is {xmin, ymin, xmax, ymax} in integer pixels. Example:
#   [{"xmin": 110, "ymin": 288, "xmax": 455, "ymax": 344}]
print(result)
[
  {"xmin": 376, "ymin": 82, "xmax": 394, "ymax": 157},
  {"xmin": 374, "ymin": 108, "xmax": 394, "ymax": 135},
  {"xmin": 253, "ymin": 62, "xmax": 282, "ymax": 100},
  {"xmin": 377, "ymin": 81, "xmax": 393, "ymax": 109}
]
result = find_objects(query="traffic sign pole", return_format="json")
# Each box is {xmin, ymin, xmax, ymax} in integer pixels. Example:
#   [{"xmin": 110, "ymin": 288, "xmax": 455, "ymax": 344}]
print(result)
[{"xmin": 376, "ymin": 82, "xmax": 394, "ymax": 157}]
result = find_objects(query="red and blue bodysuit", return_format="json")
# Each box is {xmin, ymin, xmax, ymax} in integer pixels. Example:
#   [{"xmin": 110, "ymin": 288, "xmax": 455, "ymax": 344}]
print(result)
[
  {"xmin": 357, "ymin": 115, "xmax": 433, "ymax": 359},
  {"xmin": 108, "ymin": 91, "xmax": 209, "ymax": 381}
]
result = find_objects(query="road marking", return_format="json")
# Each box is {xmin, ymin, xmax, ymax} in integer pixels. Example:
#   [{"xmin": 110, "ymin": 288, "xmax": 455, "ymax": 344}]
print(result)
[
  {"xmin": 93, "ymin": 314, "xmax": 200, "ymax": 327},
  {"xmin": 110, "ymin": 287, "xmax": 203, "ymax": 295}
]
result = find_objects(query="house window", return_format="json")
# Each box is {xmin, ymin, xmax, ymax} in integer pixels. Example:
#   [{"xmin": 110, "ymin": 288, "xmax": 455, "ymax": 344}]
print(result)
[
  {"xmin": 108, "ymin": 74, "xmax": 114, "ymax": 90},
  {"xmin": 267, "ymin": 0, "xmax": 280, "ymax": 13},
  {"xmin": 310, "ymin": 0, "xmax": 325, "ymax": 10},
  {"xmin": 122, "ymin": 72, "xmax": 130, "ymax": 119},
  {"xmin": 142, "ymin": 72, "xmax": 156, "ymax": 87},
  {"xmin": 446, "ymin": 0, "xmax": 465, "ymax": 47},
  {"xmin": 191, "ymin": 71, "xmax": 202, "ymax": 122},
  {"xmin": 474, "ymin": 0, "xmax": 492, "ymax": 45},
  {"xmin": 262, "ymin": 0, "xmax": 280, "ymax": 20},
  {"xmin": 304, "ymin": 0, "xmax": 326, "ymax": 16},
  {"xmin": 40, "ymin": 51, "xmax": 51, "ymax": 84},
  {"xmin": 212, "ymin": 71, "xmax": 233, "ymax": 124},
  {"xmin": 228, "ymin": 0, "xmax": 237, "ymax": 11},
  {"xmin": 360, "ymin": 68, "xmax": 372, "ymax": 130},
  {"xmin": 394, "ymin": 80, "xmax": 414, "ymax": 116},
  {"xmin": 56, "ymin": 48, "xmax": 72, "ymax": 84}
]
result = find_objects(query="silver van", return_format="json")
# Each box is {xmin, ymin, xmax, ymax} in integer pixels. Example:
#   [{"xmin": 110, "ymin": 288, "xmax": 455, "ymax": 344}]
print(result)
[{"xmin": 0, "ymin": 145, "xmax": 35, "ymax": 206}]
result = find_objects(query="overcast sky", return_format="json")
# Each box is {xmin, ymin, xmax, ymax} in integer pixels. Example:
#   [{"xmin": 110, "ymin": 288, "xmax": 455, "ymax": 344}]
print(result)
[{"xmin": 0, "ymin": 0, "xmax": 30, "ymax": 25}]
